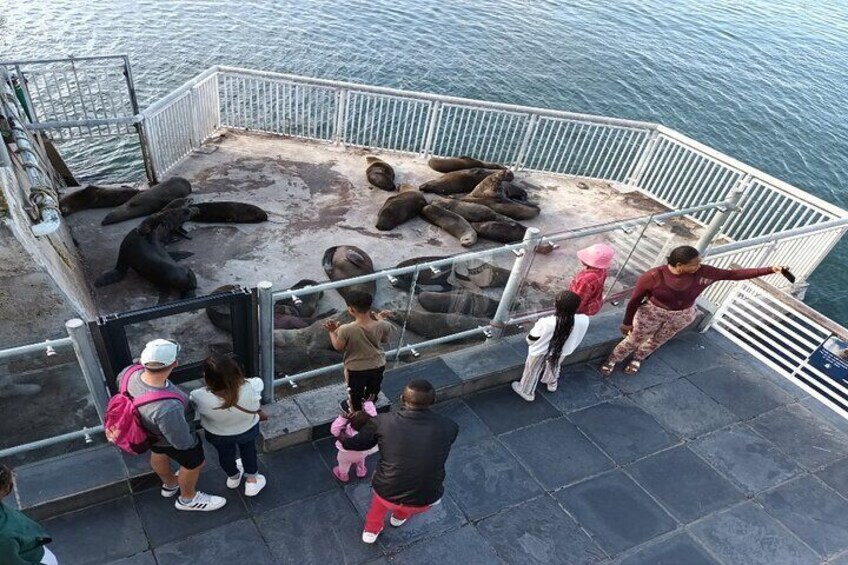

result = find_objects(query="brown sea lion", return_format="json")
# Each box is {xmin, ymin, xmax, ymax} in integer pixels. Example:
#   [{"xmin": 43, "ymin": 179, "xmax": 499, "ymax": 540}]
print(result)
[
  {"xmin": 376, "ymin": 191, "xmax": 427, "ymax": 231},
  {"xmin": 427, "ymin": 156, "xmax": 507, "ymax": 173},
  {"xmin": 206, "ymin": 281, "xmax": 335, "ymax": 332},
  {"xmin": 322, "ymin": 246, "xmax": 376, "ymax": 301},
  {"xmin": 94, "ymin": 207, "xmax": 196, "ymax": 299},
  {"xmin": 163, "ymin": 199, "xmax": 267, "ymax": 223},
  {"xmin": 101, "ymin": 177, "xmax": 192, "ymax": 225},
  {"xmin": 59, "ymin": 185, "xmax": 140, "ymax": 216},
  {"xmin": 419, "ymin": 168, "xmax": 514, "ymax": 195},
  {"xmin": 418, "ymin": 290, "xmax": 500, "ymax": 318},
  {"xmin": 392, "ymin": 256, "xmax": 452, "ymax": 292},
  {"xmin": 467, "ymin": 170, "xmax": 512, "ymax": 199},
  {"xmin": 420, "ymin": 204, "xmax": 477, "ymax": 247},
  {"xmin": 460, "ymin": 195, "xmax": 541, "ymax": 220},
  {"xmin": 431, "ymin": 198, "xmax": 513, "ymax": 223},
  {"xmin": 502, "ymin": 182, "xmax": 530, "ymax": 203},
  {"xmin": 392, "ymin": 308, "xmax": 490, "ymax": 340},
  {"xmin": 471, "ymin": 220, "xmax": 527, "ymax": 243},
  {"xmin": 366, "ymin": 156, "xmax": 397, "ymax": 191}
]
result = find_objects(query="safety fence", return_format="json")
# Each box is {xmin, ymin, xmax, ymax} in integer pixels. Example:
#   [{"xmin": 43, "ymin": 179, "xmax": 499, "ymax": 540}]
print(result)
[{"xmin": 710, "ymin": 278, "xmax": 848, "ymax": 420}]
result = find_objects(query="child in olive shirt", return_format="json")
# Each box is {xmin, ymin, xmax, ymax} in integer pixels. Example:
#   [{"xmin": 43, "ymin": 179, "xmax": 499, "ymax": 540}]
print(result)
[{"xmin": 325, "ymin": 291, "xmax": 393, "ymax": 411}]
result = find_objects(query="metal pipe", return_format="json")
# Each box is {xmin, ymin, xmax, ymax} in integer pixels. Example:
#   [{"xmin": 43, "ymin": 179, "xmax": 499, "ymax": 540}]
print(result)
[
  {"xmin": 257, "ymin": 281, "xmax": 275, "ymax": 404},
  {"xmin": 66, "ymin": 318, "xmax": 110, "ymax": 423},
  {"xmin": 705, "ymin": 217, "xmax": 848, "ymax": 257},
  {"xmin": 696, "ymin": 186, "xmax": 747, "ymax": 253},
  {"xmin": 491, "ymin": 228, "xmax": 542, "ymax": 337},
  {"xmin": 0, "ymin": 337, "xmax": 72, "ymax": 361},
  {"xmin": 0, "ymin": 426, "xmax": 104, "ymax": 459}
]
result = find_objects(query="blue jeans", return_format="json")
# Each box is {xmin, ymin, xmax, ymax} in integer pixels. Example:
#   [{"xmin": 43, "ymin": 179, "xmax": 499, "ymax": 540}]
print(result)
[{"xmin": 203, "ymin": 424, "xmax": 260, "ymax": 477}]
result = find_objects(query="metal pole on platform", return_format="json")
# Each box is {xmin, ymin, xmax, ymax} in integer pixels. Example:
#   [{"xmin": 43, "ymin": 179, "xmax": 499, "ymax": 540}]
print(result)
[
  {"xmin": 66, "ymin": 318, "xmax": 110, "ymax": 423},
  {"xmin": 257, "ymin": 281, "xmax": 275, "ymax": 404},
  {"xmin": 490, "ymin": 227, "xmax": 542, "ymax": 338},
  {"xmin": 696, "ymin": 185, "xmax": 747, "ymax": 254}
]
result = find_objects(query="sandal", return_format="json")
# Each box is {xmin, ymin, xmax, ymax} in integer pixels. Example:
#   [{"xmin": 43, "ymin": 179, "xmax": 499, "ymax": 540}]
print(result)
[
  {"xmin": 598, "ymin": 361, "xmax": 615, "ymax": 377},
  {"xmin": 624, "ymin": 361, "xmax": 641, "ymax": 375}
]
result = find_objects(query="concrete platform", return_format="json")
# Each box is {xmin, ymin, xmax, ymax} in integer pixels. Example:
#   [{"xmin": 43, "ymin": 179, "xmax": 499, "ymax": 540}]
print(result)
[{"xmin": 24, "ymin": 329, "xmax": 848, "ymax": 564}]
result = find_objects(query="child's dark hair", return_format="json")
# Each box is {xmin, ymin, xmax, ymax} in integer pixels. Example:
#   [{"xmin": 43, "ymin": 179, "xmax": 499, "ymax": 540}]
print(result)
[
  {"xmin": 0, "ymin": 465, "xmax": 13, "ymax": 496},
  {"xmin": 348, "ymin": 410, "xmax": 372, "ymax": 431},
  {"xmin": 346, "ymin": 291, "xmax": 374, "ymax": 313},
  {"xmin": 667, "ymin": 245, "xmax": 700, "ymax": 267},
  {"xmin": 202, "ymin": 354, "xmax": 247, "ymax": 410},
  {"xmin": 545, "ymin": 291, "xmax": 582, "ymax": 370}
]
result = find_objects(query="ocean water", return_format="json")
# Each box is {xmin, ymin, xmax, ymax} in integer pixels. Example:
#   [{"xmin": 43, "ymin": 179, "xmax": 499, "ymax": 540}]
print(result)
[{"xmin": 2, "ymin": 0, "xmax": 847, "ymax": 322}]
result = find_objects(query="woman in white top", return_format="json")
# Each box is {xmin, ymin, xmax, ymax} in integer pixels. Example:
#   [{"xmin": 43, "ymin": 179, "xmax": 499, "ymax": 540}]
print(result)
[
  {"xmin": 190, "ymin": 355, "xmax": 266, "ymax": 496},
  {"xmin": 512, "ymin": 291, "xmax": 589, "ymax": 402}
]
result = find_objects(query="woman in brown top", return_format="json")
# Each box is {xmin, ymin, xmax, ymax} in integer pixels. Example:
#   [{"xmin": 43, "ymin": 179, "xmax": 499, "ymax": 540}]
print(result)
[
  {"xmin": 325, "ymin": 291, "xmax": 393, "ymax": 411},
  {"xmin": 599, "ymin": 245, "xmax": 786, "ymax": 376}
]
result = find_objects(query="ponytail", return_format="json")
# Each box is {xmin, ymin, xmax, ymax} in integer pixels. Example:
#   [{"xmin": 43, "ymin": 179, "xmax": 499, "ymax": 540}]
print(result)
[{"xmin": 544, "ymin": 291, "xmax": 582, "ymax": 370}]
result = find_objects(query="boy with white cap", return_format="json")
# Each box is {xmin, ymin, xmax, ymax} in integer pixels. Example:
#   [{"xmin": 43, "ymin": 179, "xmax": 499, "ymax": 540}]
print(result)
[{"xmin": 119, "ymin": 338, "xmax": 226, "ymax": 512}]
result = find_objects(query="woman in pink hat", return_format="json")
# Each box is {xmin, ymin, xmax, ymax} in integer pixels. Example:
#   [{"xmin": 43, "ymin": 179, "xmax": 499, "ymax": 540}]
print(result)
[{"xmin": 569, "ymin": 243, "xmax": 616, "ymax": 316}]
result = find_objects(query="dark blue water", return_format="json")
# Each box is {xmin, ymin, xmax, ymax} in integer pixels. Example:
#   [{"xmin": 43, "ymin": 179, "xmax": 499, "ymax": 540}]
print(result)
[{"xmin": 3, "ymin": 0, "xmax": 847, "ymax": 322}]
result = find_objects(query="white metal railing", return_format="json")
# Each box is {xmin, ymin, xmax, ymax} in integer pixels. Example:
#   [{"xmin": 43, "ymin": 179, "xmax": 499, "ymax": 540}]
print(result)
[{"xmin": 710, "ymin": 278, "xmax": 848, "ymax": 420}]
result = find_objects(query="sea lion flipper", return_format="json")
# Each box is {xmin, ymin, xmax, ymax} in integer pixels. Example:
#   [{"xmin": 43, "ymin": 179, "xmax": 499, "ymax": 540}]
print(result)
[
  {"xmin": 94, "ymin": 267, "xmax": 128, "ymax": 287},
  {"xmin": 168, "ymin": 251, "xmax": 194, "ymax": 262},
  {"xmin": 345, "ymin": 250, "xmax": 368, "ymax": 269},
  {"xmin": 174, "ymin": 227, "xmax": 192, "ymax": 240},
  {"xmin": 156, "ymin": 288, "xmax": 173, "ymax": 304}
]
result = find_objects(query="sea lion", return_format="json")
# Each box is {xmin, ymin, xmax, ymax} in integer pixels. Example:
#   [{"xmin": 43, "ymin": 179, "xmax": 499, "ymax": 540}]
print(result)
[
  {"xmin": 191, "ymin": 202, "xmax": 267, "ymax": 223},
  {"xmin": 420, "ymin": 204, "xmax": 477, "ymax": 247},
  {"xmin": 392, "ymin": 256, "xmax": 453, "ymax": 292},
  {"xmin": 471, "ymin": 220, "xmax": 527, "ymax": 243},
  {"xmin": 376, "ymin": 191, "xmax": 427, "ymax": 231},
  {"xmin": 502, "ymin": 182, "xmax": 529, "ymax": 203},
  {"xmin": 393, "ymin": 308, "xmax": 490, "ymax": 340},
  {"xmin": 418, "ymin": 290, "xmax": 499, "ymax": 318},
  {"xmin": 94, "ymin": 207, "xmax": 197, "ymax": 299},
  {"xmin": 206, "ymin": 282, "xmax": 335, "ymax": 332},
  {"xmin": 427, "ymin": 156, "xmax": 507, "ymax": 173},
  {"xmin": 467, "ymin": 170, "xmax": 512, "ymax": 199},
  {"xmin": 460, "ymin": 195, "xmax": 541, "ymax": 220},
  {"xmin": 419, "ymin": 168, "xmax": 514, "ymax": 195},
  {"xmin": 431, "ymin": 197, "xmax": 513, "ymax": 223},
  {"xmin": 366, "ymin": 156, "xmax": 397, "ymax": 191},
  {"xmin": 322, "ymin": 246, "xmax": 376, "ymax": 302},
  {"xmin": 59, "ymin": 185, "xmax": 140, "ymax": 216},
  {"xmin": 101, "ymin": 177, "xmax": 192, "ymax": 225}
]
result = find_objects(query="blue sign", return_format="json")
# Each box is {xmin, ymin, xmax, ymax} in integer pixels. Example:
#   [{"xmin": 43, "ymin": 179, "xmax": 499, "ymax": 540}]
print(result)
[{"xmin": 809, "ymin": 335, "xmax": 848, "ymax": 383}]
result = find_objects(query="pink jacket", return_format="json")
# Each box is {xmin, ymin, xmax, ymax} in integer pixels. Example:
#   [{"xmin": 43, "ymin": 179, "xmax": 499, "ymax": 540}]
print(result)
[{"xmin": 331, "ymin": 401, "xmax": 379, "ymax": 453}]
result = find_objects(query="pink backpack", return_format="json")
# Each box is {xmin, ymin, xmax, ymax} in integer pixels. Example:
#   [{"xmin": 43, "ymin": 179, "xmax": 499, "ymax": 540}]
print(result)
[{"xmin": 104, "ymin": 365, "xmax": 187, "ymax": 455}]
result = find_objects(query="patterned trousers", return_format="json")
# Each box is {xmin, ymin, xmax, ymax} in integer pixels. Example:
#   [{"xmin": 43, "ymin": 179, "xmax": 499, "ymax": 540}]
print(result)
[{"xmin": 608, "ymin": 302, "xmax": 697, "ymax": 363}]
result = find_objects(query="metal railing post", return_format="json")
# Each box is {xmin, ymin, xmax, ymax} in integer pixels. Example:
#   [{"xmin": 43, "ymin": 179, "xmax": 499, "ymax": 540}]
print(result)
[
  {"xmin": 334, "ymin": 88, "xmax": 348, "ymax": 144},
  {"xmin": 696, "ymin": 183, "xmax": 748, "ymax": 253},
  {"xmin": 624, "ymin": 128, "xmax": 660, "ymax": 188},
  {"xmin": 122, "ymin": 56, "xmax": 157, "ymax": 186},
  {"xmin": 490, "ymin": 227, "xmax": 542, "ymax": 338},
  {"xmin": 513, "ymin": 113, "xmax": 538, "ymax": 171},
  {"xmin": 257, "ymin": 281, "xmax": 275, "ymax": 404},
  {"xmin": 422, "ymin": 100, "xmax": 441, "ymax": 158},
  {"xmin": 65, "ymin": 318, "xmax": 110, "ymax": 423}
]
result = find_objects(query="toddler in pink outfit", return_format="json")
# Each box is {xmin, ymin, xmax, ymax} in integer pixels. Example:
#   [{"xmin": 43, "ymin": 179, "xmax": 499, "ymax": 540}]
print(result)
[{"xmin": 330, "ymin": 400, "xmax": 379, "ymax": 482}]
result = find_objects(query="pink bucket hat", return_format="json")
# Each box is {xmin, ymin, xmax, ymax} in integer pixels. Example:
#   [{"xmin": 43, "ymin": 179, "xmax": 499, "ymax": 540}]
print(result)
[{"xmin": 577, "ymin": 243, "xmax": 615, "ymax": 269}]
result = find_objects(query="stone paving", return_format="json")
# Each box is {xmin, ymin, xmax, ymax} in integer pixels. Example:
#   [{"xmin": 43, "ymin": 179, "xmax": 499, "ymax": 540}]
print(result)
[{"xmin": 41, "ymin": 331, "xmax": 848, "ymax": 564}]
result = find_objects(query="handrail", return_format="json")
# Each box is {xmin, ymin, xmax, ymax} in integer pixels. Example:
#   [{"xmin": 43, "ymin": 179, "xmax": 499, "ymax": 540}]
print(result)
[
  {"xmin": 141, "ymin": 66, "xmax": 219, "ymax": 117},
  {"xmin": 0, "ymin": 337, "xmax": 72, "ymax": 361},
  {"xmin": 0, "ymin": 54, "xmax": 128, "ymax": 66},
  {"xmin": 705, "ymin": 217, "xmax": 848, "ymax": 257}
]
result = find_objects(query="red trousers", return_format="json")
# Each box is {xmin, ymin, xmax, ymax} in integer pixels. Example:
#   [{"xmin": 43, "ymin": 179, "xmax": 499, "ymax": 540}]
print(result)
[{"xmin": 364, "ymin": 491, "xmax": 433, "ymax": 534}]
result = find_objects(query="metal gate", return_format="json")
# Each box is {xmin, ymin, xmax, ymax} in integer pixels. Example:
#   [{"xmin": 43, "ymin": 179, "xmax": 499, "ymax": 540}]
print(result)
[{"xmin": 94, "ymin": 287, "xmax": 257, "ymax": 394}]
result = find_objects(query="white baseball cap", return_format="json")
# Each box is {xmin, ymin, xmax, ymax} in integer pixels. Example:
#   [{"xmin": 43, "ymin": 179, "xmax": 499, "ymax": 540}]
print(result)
[{"xmin": 140, "ymin": 339, "xmax": 181, "ymax": 369}]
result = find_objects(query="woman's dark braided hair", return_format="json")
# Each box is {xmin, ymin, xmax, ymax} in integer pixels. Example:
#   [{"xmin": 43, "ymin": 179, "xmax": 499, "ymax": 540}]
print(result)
[{"xmin": 545, "ymin": 291, "xmax": 582, "ymax": 370}]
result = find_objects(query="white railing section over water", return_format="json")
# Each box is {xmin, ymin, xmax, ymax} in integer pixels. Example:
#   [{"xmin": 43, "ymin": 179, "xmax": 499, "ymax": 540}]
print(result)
[{"xmin": 709, "ymin": 278, "xmax": 848, "ymax": 421}]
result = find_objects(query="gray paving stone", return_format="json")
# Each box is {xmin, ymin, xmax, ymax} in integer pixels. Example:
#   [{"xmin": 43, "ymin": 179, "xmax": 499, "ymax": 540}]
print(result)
[
  {"xmin": 751, "ymin": 403, "xmax": 848, "ymax": 469},
  {"xmin": 687, "ymin": 365, "xmax": 794, "ymax": 420},
  {"xmin": 42, "ymin": 496, "xmax": 148, "ymax": 565},
  {"xmin": 800, "ymin": 395, "xmax": 848, "ymax": 435},
  {"xmin": 832, "ymin": 552, "xmax": 848, "ymax": 565},
  {"xmin": 255, "ymin": 490, "xmax": 380, "ymax": 564},
  {"xmin": 155, "ymin": 518, "xmax": 274, "ymax": 565},
  {"xmin": 689, "ymin": 502, "xmax": 819, "ymax": 565},
  {"xmin": 569, "ymin": 397, "xmax": 677, "ymax": 464},
  {"xmin": 554, "ymin": 470, "xmax": 676, "ymax": 556},
  {"xmin": 626, "ymin": 446, "xmax": 744, "ymax": 523},
  {"xmin": 442, "ymin": 340, "xmax": 525, "ymax": 380},
  {"xmin": 606, "ymin": 355, "xmax": 682, "ymax": 394},
  {"xmin": 104, "ymin": 551, "xmax": 157, "ymax": 565},
  {"xmin": 134, "ymin": 470, "xmax": 247, "ymax": 547},
  {"xmin": 445, "ymin": 437, "xmax": 543, "ymax": 520},
  {"xmin": 391, "ymin": 525, "xmax": 505, "ymax": 565},
  {"xmin": 293, "ymin": 382, "xmax": 390, "ymax": 427},
  {"xmin": 382, "ymin": 357, "xmax": 462, "ymax": 403},
  {"xmin": 618, "ymin": 533, "xmax": 719, "ymax": 565},
  {"xmin": 816, "ymin": 456, "xmax": 848, "ymax": 499},
  {"xmin": 432, "ymin": 399, "xmax": 493, "ymax": 446},
  {"xmin": 652, "ymin": 332, "xmax": 734, "ymax": 376},
  {"xmin": 476, "ymin": 495, "xmax": 607, "ymax": 564},
  {"xmin": 543, "ymin": 364, "xmax": 621, "ymax": 413},
  {"xmin": 344, "ymin": 480, "xmax": 466, "ymax": 549},
  {"xmin": 689, "ymin": 424, "xmax": 802, "ymax": 494},
  {"xmin": 759, "ymin": 474, "xmax": 848, "ymax": 558},
  {"xmin": 313, "ymin": 436, "xmax": 381, "ymax": 482},
  {"xmin": 240, "ymin": 443, "xmax": 337, "ymax": 514},
  {"xmin": 630, "ymin": 378, "xmax": 738, "ymax": 439},
  {"xmin": 500, "ymin": 418, "xmax": 614, "ymax": 490},
  {"xmin": 464, "ymin": 384, "xmax": 561, "ymax": 435}
]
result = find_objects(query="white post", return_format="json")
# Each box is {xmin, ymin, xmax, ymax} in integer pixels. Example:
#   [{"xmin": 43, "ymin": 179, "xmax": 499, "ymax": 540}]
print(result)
[
  {"xmin": 491, "ymin": 228, "xmax": 542, "ymax": 338},
  {"xmin": 422, "ymin": 100, "xmax": 441, "ymax": 159},
  {"xmin": 257, "ymin": 281, "xmax": 275, "ymax": 404},
  {"xmin": 65, "ymin": 318, "xmax": 110, "ymax": 423},
  {"xmin": 513, "ymin": 113, "xmax": 538, "ymax": 171},
  {"xmin": 625, "ymin": 128, "xmax": 660, "ymax": 188}
]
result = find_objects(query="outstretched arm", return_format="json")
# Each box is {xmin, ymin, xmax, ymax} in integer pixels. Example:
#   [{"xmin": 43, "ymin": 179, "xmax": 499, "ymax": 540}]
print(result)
[{"xmin": 341, "ymin": 419, "xmax": 379, "ymax": 451}]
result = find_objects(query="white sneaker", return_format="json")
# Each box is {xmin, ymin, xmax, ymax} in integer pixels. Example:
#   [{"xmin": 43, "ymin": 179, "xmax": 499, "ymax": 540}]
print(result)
[
  {"xmin": 390, "ymin": 515, "xmax": 407, "ymax": 527},
  {"xmin": 546, "ymin": 382, "xmax": 558, "ymax": 393},
  {"xmin": 226, "ymin": 459, "xmax": 245, "ymax": 489},
  {"xmin": 161, "ymin": 483, "xmax": 179, "ymax": 498},
  {"xmin": 511, "ymin": 381, "xmax": 534, "ymax": 402},
  {"xmin": 362, "ymin": 531, "xmax": 380, "ymax": 544},
  {"xmin": 175, "ymin": 492, "xmax": 227, "ymax": 512},
  {"xmin": 244, "ymin": 474, "xmax": 267, "ymax": 497}
]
